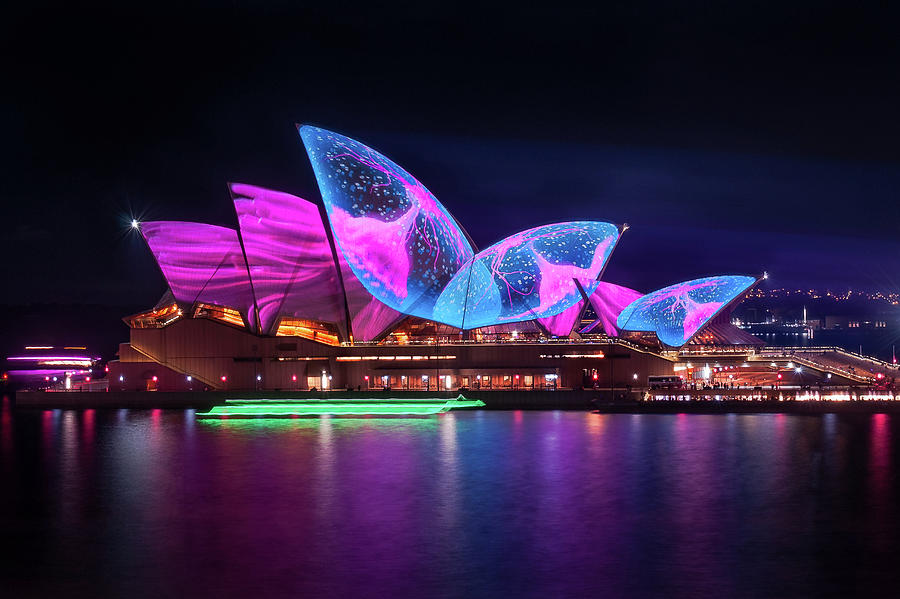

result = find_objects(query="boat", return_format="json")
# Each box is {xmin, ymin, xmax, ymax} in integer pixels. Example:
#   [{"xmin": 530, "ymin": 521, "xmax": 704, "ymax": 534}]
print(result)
[{"xmin": 195, "ymin": 395, "xmax": 485, "ymax": 418}]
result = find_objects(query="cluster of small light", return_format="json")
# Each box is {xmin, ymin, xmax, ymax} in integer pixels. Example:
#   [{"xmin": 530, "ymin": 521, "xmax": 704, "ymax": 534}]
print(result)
[{"xmin": 748, "ymin": 287, "xmax": 900, "ymax": 305}]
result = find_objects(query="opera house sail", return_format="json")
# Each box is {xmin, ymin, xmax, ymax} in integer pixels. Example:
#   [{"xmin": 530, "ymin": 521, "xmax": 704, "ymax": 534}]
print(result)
[{"xmin": 112, "ymin": 124, "xmax": 763, "ymax": 391}]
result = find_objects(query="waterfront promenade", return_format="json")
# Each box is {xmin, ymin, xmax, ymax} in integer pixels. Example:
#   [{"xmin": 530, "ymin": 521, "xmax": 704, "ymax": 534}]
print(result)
[{"xmin": 14, "ymin": 388, "xmax": 900, "ymax": 414}]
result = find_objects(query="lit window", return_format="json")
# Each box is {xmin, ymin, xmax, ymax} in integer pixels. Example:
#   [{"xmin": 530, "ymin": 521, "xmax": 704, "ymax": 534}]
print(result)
[
  {"xmin": 275, "ymin": 318, "xmax": 340, "ymax": 346},
  {"xmin": 194, "ymin": 303, "xmax": 245, "ymax": 328}
]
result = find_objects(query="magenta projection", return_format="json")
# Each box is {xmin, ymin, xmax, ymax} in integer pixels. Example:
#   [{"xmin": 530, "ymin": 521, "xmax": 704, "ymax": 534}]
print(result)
[
  {"xmin": 334, "ymin": 247, "xmax": 405, "ymax": 342},
  {"xmin": 140, "ymin": 221, "xmax": 256, "ymax": 328},
  {"xmin": 538, "ymin": 300, "xmax": 587, "ymax": 336},
  {"xmin": 231, "ymin": 183, "xmax": 346, "ymax": 336},
  {"xmin": 586, "ymin": 282, "xmax": 643, "ymax": 336}
]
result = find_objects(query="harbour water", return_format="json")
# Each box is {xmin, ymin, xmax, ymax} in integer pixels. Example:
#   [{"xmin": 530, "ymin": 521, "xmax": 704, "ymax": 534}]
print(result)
[{"xmin": 2, "ymin": 396, "xmax": 899, "ymax": 597}]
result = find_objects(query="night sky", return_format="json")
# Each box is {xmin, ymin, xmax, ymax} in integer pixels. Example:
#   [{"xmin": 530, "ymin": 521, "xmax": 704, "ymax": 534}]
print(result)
[{"xmin": 3, "ymin": 1, "xmax": 900, "ymax": 307}]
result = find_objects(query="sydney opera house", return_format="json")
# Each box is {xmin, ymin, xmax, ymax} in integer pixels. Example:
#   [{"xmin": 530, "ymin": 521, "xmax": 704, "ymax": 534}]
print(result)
[{"xmin": 109, "ymin": 126, "xmax": 766, "ymax": 392}]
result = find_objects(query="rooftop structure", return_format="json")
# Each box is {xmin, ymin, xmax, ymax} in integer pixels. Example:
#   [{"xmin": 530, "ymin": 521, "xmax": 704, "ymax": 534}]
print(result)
[
  {"xmin": 134, "ymin": 125, "xmax": 758, "ymax": 347},
  {"xmin": 112, "ymin": 126, "xmax": 767, "ymax": 392}
]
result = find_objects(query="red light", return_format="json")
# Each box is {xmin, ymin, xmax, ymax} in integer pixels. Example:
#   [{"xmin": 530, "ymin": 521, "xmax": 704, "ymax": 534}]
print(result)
[
  {"xmin": 515, "ymin": 374, "xmax": 519, "ymax": 380},
  {"xmin": 877, "ymin": 373, "xmax": 884, "ymax": 379},
  {"xmin": 45, "ymin": 376, "xmax": 50, "ymax": 381},
  {"xmin": 85, "ymin": 376, "xmax": 91, "ymax": 382},
  {"xmin": 104, "ymin": 366, "xmax": 109, "ymax": 373},
  {"xmin": 777, "ymin": 373, "xmax": 782, "ymax": 380},
  {"xmin": 291, "ymin": 375, "xmax": 297, "ymax": 382},
  {"xmin": 221, "ymin": 376, "xmax": 227, "ymax": 382},
  {"xmin": 592, "ymin": 373, "xmax": 598, "ymax": 380},
  {"xmin": 364, "ymin": 375, "xmax": 369, "ymax": 381},
  {"xmin": 152, "ymin": 375, "xmax": 158, "ymax": 382}
]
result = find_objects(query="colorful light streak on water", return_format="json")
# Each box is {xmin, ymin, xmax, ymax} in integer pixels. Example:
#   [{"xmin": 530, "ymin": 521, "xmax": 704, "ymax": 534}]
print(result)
[{"xmin": 5, "ymin": 406, "xmax": 900, "ymax": 596}]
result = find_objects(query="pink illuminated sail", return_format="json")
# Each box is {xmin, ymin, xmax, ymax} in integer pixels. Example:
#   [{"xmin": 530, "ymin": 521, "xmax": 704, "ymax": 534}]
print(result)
[
  {"xmin": 537, "ymin": 299, "xmax": 587, "ymax": 336},
  {"xmin": 140, "ymin": 221, "xmax": 256, "ymax": 328},
  {"xmin": 583, "ymin": 282, "xmax": 643, "ymax": 336},
  {"xmin": 231, "ymin": 183, "xmax": 347, "ymax": 336}
]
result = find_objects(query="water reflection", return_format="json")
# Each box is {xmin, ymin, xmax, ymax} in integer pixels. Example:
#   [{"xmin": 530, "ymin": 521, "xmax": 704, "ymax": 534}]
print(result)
[{"xmin": 3, "ymin": 402, "xmax": 900, "ymax": 597}]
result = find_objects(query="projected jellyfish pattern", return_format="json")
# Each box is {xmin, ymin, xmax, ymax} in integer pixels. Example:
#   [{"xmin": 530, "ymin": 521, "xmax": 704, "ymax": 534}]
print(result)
[
  {"xmin": 616, "ymin": 275, "xmax": 756, "ymax": 346},
  {"xmin": 434, "ymin": 222, "xmax": 619, "ymax": 329},
  {"xmin": 132, "ymin": 125, "xmax": 762, "ymax": 345},
  {"xmin": 140, "ymin": 221, "xmax": 256, "ymax": 328},
  {"xmin": 299, "ymin": 125, "xmax": 474, "ymax": 321}
]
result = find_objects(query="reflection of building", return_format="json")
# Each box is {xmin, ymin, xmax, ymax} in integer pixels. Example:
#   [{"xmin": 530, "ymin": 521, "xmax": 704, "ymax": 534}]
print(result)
[{"xmin": 109, "ymin": 126, "xmax": 763, "ymax": 392}]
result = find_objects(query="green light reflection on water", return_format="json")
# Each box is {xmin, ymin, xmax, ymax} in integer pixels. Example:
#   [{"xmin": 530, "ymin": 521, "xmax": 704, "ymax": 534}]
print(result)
[
  {"xmin": 195, "ymin": 398, "xmax": 484, "ymax": 419},
  {"xmin": 196, "ymin": 414, "xmax": 442, "ymax": 433}
]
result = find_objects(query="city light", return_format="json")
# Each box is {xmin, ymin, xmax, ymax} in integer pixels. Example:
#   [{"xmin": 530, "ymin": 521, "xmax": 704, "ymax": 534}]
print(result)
[{"xmin": 131, "ymin": 219, "xmax": 140, "ymax": 229}]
